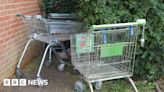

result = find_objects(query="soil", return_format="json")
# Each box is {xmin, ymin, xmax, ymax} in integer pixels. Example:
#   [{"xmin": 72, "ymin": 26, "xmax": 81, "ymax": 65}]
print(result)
[
  {"xmin": 157, "ymin": 77, "xmax": 164, "ymax": 92},
  {"xmin": 1, "ymin": 56, "xmax": 80, "ymax": 92}
]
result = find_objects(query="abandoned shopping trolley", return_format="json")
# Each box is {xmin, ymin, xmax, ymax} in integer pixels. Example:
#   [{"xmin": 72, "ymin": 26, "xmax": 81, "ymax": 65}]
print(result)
[
  {"xmin": 15, "ymin": 14, "xmax": 84, "ymax": 86},
  {"xmin": 71, "ymin": 19, "xmax": 146, "ymax": 92}
]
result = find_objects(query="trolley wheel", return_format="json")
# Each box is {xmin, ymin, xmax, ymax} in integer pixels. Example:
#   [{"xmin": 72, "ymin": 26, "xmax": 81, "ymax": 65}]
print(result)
[
  {"xmin": 16, "ymin": 68, "xmax": 24, "ymax": 78},
  {"xmin": 37, "ymin": 77, "xmax": 44, "ymax": 87},
  {"xmin": 57, "ymin": 63, "xmax": 65, "ymax": 72},
  {"xmin": 95, "ymin": 81, "xmax": 102, "ymax": 90},
  {"xmin": 45, "ymin": 60, "xmax": 51, "ymax": 67},
  {"xmin": 73, "ymin": 68, "xmax": 78, "ymax": 74},
  {"xmin": 74, "ymin": 81, "xmax": 86, "ymax": 92}
]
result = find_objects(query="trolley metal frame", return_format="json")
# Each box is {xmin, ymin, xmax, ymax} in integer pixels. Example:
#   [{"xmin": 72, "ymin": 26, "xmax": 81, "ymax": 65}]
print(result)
[
  {"xmin": 16, "ymin": 14, "xmax": 84, "ymax": 85},
  {"xmin": 71, "ymin": 19, "xmax": 146, "ymax": 92}
]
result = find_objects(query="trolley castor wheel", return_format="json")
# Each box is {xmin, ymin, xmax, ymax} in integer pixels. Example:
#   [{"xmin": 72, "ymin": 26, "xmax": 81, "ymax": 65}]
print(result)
[
  {"xmin": 73, "ymin": 68, "xmax": 78, "ymax": 74},
  {"xmin": 57, "ymin": 63, "xmax": 65, "ymax": 72},
  {"xmin": 95, "ymin": 81, "xmax": 102, "ymax": 90},
  {"xmin": 74, "ymin": 81, "xmax": 86, "ymax": 92},
  {"xmin": 36, "ymin": 77, "xmax": 44, "ymax": 87},
  {"xmin": 16, "ymin": 68, "xmax": 24, "ymax": 78},
  {"xmin": 45, "ymin": 60, "xmax": 51, "ymax": 67}
]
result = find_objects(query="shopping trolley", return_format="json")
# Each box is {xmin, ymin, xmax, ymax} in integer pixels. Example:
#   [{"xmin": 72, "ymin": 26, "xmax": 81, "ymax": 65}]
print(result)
[
  {"xmin": 15, "ymin": 14, "xmax": 84, "ymax": 86},
  {"xmin": 48, "ymin": 13, "xmax": 81, "ymax": 72},
  {"xmin": 71, "ymin": 19, "xmax": 146, "ymax": 92}
]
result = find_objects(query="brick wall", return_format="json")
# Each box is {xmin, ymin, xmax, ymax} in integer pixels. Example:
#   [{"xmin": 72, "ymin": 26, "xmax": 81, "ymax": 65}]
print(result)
[{"xmin": 0, "ymin": 0, "xmax": 42, "ymax": 87}]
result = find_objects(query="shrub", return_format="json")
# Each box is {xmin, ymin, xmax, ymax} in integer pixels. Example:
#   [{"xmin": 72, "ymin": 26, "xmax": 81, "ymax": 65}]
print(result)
[
  {"xmin": 41, "ymin": 0, "xmax": 77, "ymax": 17},
  {"xmin": 41, "ymin": 0, "xmax": 164, "ymax": 80}
]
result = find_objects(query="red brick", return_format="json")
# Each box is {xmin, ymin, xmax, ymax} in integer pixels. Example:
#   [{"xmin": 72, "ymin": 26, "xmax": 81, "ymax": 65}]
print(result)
[
  {"xmin": 0, "ymin": 15, "xmax": 10, "ymax": 22},
  {"xmin": 0, "ymin": 0, "xmax": 41, "ymax": 87}
]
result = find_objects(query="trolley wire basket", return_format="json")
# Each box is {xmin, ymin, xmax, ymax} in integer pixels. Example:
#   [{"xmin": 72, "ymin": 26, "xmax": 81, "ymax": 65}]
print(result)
[
  {"xmin": 22, "ymin": 16, "xmax": 48, "ymax": 38},
  {"xmin": 71, "ymin": 19, "xmax": 146, "ymax": 92},
  {"xmin": 16, "ymin": 14, "xmax": 85, "ymax": 86},
  {"xmin": 20, "ymin": 14, "xmax": 85, "ymax": 39}
]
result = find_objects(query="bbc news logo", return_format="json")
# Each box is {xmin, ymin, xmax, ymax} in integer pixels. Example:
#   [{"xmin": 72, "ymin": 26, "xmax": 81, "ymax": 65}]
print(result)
[{"xmin": 3, "ymin": 79, "xmax": 48, "ymax": 86}]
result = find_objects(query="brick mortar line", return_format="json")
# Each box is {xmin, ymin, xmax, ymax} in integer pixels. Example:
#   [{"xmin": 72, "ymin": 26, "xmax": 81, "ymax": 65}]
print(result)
[
  {"xmin": 0, "ymin": 1, "xmax": 38, "ymax": 7},
  {"xmin": 0, "ymin": 8, "xmax": 40, "ymax": 27},
  {"xmin": 0, "ymin": 3, "xmax": 39, "ymax": 11},
  {"xmin": 0, "ymin": 4, "xmax": 39, "ymax": 13},
  {"xmin": 4, "ymin": 32, "xmax": 26, "ymax": 45},
  {"xmin": 0, "ymin": 44, "xmax": 38, "ymax": 66},
  {"xmin": 0, "ymin": 18, "xmax": 20, "ymax": 25},
  {"xmin": 0, "ymin": 6, "xmax": 40, "ymax": 17},
  {"xmin": 0, "ymin": 21, "xmax": 25, "ymax": 32},
  {"xmin": 2, "ymin": 45, "xmax": 23, "ymax": 60},
  {"xmin": 0, "ymin": 26, "xmax": 25, "ymax": 43},
  {"xmin": 1, "ymin": 47, "xmax": 39, "ymax": 66},
  {"xmin": 2, "ymin": 35, "xmax": 39, "ymax": 49},
  {"xmin": 1, "ymin": 47, "xmax": 36, "ymax": 64},
  {"xmin": 0, "ymin": 47, "xmax": 24, "ymax": 60}
]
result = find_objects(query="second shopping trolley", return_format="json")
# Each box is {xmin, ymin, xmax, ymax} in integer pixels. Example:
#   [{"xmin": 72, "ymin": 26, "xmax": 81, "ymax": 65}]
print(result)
[
  {"xmin": 15, "ymin": 14, "xmax": 84, "ymax": 86},
  {"xmin": 71, "ymin": 19, "xmax": 146, "ymax": 92}
]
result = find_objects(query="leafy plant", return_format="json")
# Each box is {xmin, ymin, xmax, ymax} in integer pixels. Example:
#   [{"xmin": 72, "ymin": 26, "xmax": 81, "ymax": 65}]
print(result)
[
  {"xmin": 41, "ymin": 0, "xmax": 77, "ymax": 17},
  {"xmin": 41, "ymin": 0, "xmax": 164, "ymax": 80},
  {"xmin": 84, "ymin": 80, "xmax": 156, "ymax": 92},
  {"xmin": 76, "ymin": 0, "xmax": 164, "ymax": 81}
]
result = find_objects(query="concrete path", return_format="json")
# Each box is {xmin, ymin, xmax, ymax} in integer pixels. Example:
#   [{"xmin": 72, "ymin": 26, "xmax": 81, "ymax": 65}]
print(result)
[{"xmin": 1, "ymin": 57, "xmax": 79, "ymax": 92}]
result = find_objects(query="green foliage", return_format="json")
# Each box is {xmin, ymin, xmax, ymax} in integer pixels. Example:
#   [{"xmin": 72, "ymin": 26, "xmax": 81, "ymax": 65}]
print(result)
[
  {"xmin": 84, "ymin": 80, "xmax": 155, "ymax": 92},
  {"xmin": 42, "ymin": 0, "xmax": 164, "ymax": 80},
  {"xmin": 41, "ymin": 0, "xmax": 77, "ymax": 16},
  {"xmin": 136, "ymin": 81, "xmax": 156, "ymax": 92},
  {"xmin": 76, "ymin": 0, "xmax": 164, "ymax": 81}
]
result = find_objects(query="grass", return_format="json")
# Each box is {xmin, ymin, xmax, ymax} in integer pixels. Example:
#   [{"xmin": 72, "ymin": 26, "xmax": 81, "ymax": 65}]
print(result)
[
  {"xmin": 84, "ymin": 79, "xmax": 156, "ymax": 92},
  {"xmin": 15, "ymin": 57, "xmax": 157, "ymax": 92}
]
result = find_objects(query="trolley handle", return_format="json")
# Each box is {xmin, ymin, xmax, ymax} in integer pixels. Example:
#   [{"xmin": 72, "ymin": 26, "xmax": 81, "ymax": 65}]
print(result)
[
  {"xmin": 141, "ymin": 25, "xmax": 145, "ymax": 47},
  {"xmin": 48, "ymin": 13, "xmax": 77, "ymax": 19},
  {"xmin": 91, "ymin": 19, "xmax": 146, "ymax": 30},
  {"xmin": 16, "ymin": 13, "xmax": 32, "ymax": 19},
  {"xmin": 91, "ymin": 19, "xmax": 146, "ymax": 47},
  {"xmin": 16, "ymin": 14, "xmax": 24, "ymax": 17},
  {"xmin": 16, "ymin": 14, "xmax": 44, "ymax": 20},
  {"xmin": 129, "ymin": 26, "xmax": 134, "ymax": 36},
  {"xmin": 103, "ymin": 30, "xmax": 107, "ymax": 45}
]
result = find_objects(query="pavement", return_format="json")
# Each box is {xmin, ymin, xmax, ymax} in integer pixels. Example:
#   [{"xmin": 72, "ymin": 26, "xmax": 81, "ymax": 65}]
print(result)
[{"xmin": 1, "ymin": 56, "xmax": 80, "ymax": 92}]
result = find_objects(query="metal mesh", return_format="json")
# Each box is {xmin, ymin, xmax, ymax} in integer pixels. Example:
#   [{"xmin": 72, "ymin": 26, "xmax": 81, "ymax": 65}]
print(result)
[
  {"xmin": 23, "ymin": 17, "xmax": 84, "ymax": 39},
  {"xmin": 47, "ymin": 20, "xmax": 84, "ymax": 33},
  {"xmin": 70, "ymin": 26, "xmax": 139, "ymax": 82},
  {"xmin": 23, "ymin": 17, "xmax": 48, "ymax": 38}
]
